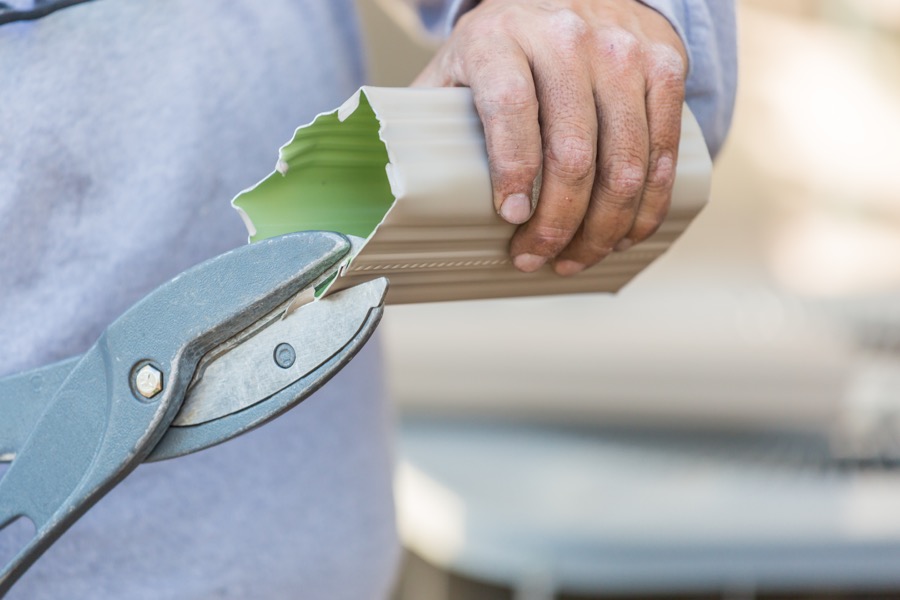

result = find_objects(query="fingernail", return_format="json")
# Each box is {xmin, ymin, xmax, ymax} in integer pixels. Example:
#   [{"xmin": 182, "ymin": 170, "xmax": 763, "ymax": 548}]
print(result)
[
  {"xmin": 513, "ymin": 253, "xmax": 546, "ymax": 272},
  {"xmin": 499, "ymin": 194, "xmax": 532, "ymax": 224},
  {"xmin": 614, "ymin": 238, "xmax": 633, "ymax": 252},
  {"xmin": 554, "ymin": 260, "xmax": 585, "ymax": 276}
]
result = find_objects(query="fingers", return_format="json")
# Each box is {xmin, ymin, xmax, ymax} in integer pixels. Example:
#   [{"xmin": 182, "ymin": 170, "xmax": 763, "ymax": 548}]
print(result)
[
  {"xmin": 415, "ymin": 12, "xmax": 545, "ymax": 227},
  {"xmin": 467, "ymin": 41, "xmax": 544, "ymax": 226},
  {"xmin": 410, "ymin": 0, "xmax": 689, "ymax": 277},
  {"xmin": 625, "ymin": 48, "xmax": 685, "ymax": 245},
  {"xmin": 553, "ymin": 35, "xmax": 649, "ymax": 275},
  {"xmin": 508, "ymin": 11, "xmax": 598, "ymax": 272}
]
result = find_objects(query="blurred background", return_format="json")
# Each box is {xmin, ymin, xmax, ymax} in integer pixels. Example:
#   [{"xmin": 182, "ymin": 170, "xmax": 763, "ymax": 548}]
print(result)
[{"xmin": 355, "ymin": 1, "xmax": 900, "ymax": 597}]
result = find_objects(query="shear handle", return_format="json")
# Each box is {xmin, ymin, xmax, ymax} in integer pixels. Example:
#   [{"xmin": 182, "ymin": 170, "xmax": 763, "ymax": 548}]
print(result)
[{"xmin": 0, "ymin": 231, "xmax": 351, "ymax": 596}]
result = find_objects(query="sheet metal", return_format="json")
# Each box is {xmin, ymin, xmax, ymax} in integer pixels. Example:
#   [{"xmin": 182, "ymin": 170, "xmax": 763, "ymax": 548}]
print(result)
[{"xmin": 234, "ymin": 86, "xmax": 712, "ymax": 304}]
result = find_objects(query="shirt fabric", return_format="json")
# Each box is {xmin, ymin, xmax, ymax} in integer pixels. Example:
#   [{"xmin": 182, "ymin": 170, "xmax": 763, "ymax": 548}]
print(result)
[
  {"xmin": 0, "ymin": 3, "xmax": 398, "ymax": 599},
  {"xmin": 0, "ymin": 1, "xmax": 736, "ymax": 598}
]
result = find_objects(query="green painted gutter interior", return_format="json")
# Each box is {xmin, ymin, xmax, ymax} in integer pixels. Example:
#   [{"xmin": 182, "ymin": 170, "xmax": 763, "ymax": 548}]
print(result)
[{"xmin": 233, "ymin": 91, "xmax": 394, "ymax": 243}]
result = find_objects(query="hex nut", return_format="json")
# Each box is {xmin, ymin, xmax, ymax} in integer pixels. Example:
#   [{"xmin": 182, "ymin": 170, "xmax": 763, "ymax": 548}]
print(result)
[{"xmin": 135, "ymin": 364, "xmax": 163, "ymax": 399}]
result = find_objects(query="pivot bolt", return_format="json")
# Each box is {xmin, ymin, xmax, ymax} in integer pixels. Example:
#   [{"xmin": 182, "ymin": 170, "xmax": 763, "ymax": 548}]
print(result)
[
  {"xmin": 274, "ymin": 343, "xmax": 296, "ymax": 369},
  {"xmin": 135, "ymin": 364, "xmax": 163, "ymax": 399}
]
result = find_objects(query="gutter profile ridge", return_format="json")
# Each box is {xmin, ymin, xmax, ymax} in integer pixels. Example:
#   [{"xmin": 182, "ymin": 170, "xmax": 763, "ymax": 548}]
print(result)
[{"xmin": 232, "ymin": 86, "xmax": 712, "ymax": 304}]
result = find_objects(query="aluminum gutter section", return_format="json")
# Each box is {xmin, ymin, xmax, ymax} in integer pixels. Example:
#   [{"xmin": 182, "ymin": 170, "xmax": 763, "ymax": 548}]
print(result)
[{"xmin": 233, "ymin": 86, "xmax": 712, "ymax": 304}]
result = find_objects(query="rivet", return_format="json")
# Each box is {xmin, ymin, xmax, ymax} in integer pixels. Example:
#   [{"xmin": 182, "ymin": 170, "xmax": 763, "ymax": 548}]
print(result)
[{"xmin": 274, "ymin": 343, "xmax": 296, "ymax": 369}]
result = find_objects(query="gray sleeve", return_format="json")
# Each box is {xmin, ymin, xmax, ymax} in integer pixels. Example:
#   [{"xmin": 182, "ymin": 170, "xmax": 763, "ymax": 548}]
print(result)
[
  {"xmin": 638, "ymin": 0, "xmax": 738, "ymax": 157},
  {"xmin": 417, "ymin": 0, "xmax": 477, "ymax": 35}
]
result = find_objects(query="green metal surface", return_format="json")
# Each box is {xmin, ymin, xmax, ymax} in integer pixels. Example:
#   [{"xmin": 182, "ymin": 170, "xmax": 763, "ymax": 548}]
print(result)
[{"xmin": 233, "ymin": 92, "xmax": 394, "ymax": 243}]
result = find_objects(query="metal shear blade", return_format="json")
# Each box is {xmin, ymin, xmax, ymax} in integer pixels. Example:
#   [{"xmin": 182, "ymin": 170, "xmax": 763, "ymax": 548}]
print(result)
[{"xmin": 150, "ymin": 275, "xmax": 387, "ymax": 462}]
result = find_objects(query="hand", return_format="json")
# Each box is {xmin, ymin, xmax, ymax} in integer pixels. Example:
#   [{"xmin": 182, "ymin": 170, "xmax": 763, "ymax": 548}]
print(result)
[{"xmin": 414, "ymin": 0, "xmax": 688, "ymax": 275}]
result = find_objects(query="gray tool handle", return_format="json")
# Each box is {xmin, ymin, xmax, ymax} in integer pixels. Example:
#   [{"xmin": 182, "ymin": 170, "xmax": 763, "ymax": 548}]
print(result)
[
  {"xmin": 0, "ymin": 231, "xmax": 350, "ymax": 596},
  {"xmin": 0, "ymin": 358, "xmax": 77, "ymax": 461}
]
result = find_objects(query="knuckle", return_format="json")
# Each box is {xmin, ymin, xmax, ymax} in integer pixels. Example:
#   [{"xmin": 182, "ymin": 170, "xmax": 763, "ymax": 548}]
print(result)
[
  {"xmin": 630, "ymin": 210, "xmax": 667, "ymax": 242},
  {"xmin": 578, "ymin": 231, "xmax": 615, "ymax": 260},
  {"xmin": 548, "ymin": 8, "xmax": 590, "ymax": 47},
  {"xmin": 493, "ymin": 154, "xmax": 542, "ymax": 175},
  {"xmin": 480, "ymin": 74, "xmax": 537, "ymax": 115},
  {"xmin": 598, "ymin": 29, "xmax": 642, "ymax": 66},
  {"xmin": 646, "ymin": 152, "xmax": 676, "ymax": 190},
  {"xmin": 530, "ymin": 222, "xmax": 575, "ymax": 254},
  {"xmin": 545, "ymin": 133, "xmax": 595, "ymax": 182},
  {"xmin": 601, "ymin": 158, "xmax": 646, "ymax": 201},
  {"xmin": 649, "ymin": 43, "xmax": 687, "ymax": 80}
]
